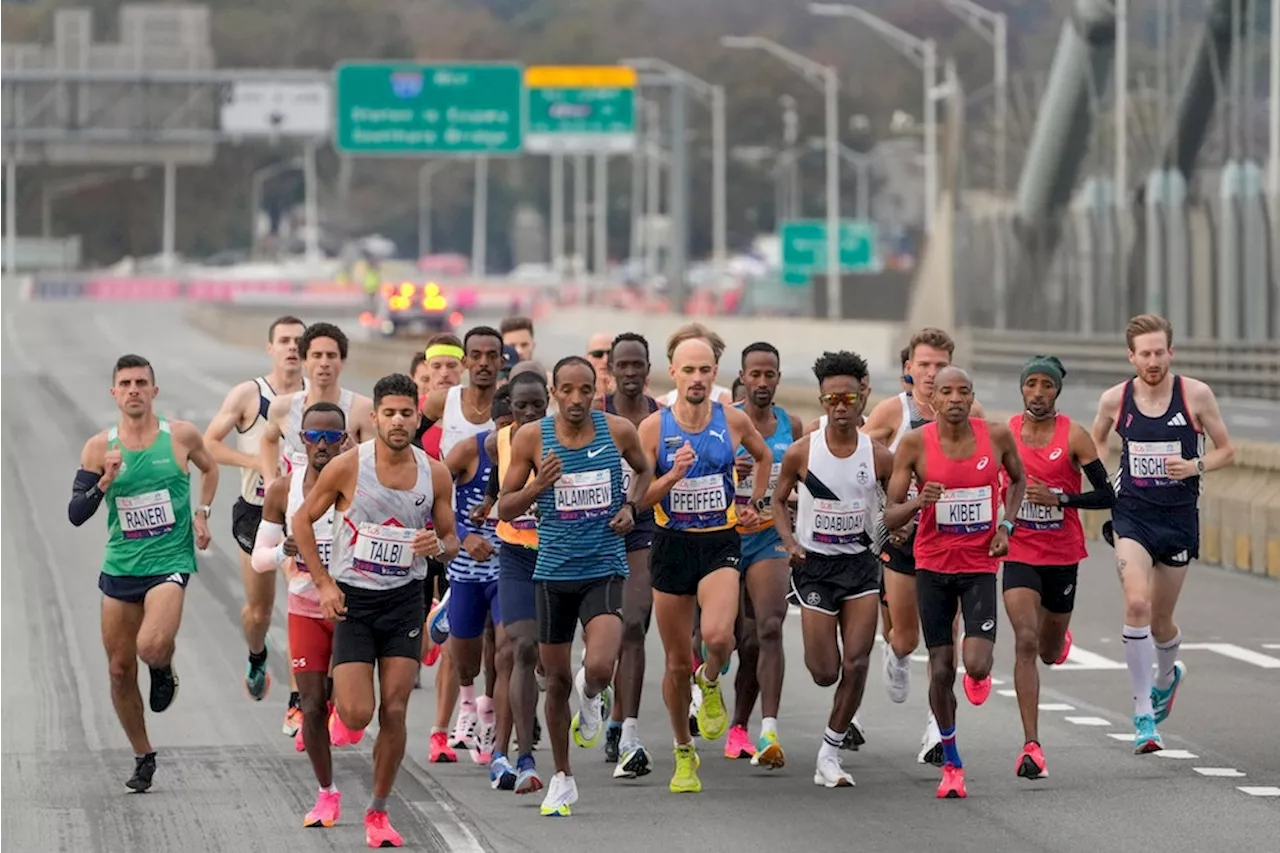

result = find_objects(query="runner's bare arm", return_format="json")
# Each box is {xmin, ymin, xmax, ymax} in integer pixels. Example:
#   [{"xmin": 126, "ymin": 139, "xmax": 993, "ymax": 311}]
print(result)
[
  {"xmin": 444, "ymin": 434, "xmax": 479, "ymax": 480},
  {"xmin": 608, "ymin": 414, "xmax": 653, "ymax": 509},
  {"xmin": 422, "ymin": 387, "xmax": 449, "ymax": 422},
  {"xmin": 871, "ymin": 438, "xmax": 894, "ymax": 486},
  {"xmin": 350, "ymin": 394, "xmax": 376, "ymax": 442},
  {"xmin": 971, "ymin": 399, "xmax": 987, "ymax": 418},
  {"xmin": 771, "ymin": 440, "xmax": 807, "ymax": 551},
  {"xmin": 174, "ymin": 420, "xmax": 219, "ymax": 509},
  {"xmin": 427, "ymin": 457, "xmax": 461, "ymax": 563},
  {"xmin": 68, "ymin": 432, "xmax": 110, "ymax": 525},
  {"xmin": 637, "ymin": 411, "xmax": 681, "ymax": 507},
  {"xmin": 496, "ymin": 425, "xmax": 546, "ymax": 521},
  {"xmin": 250, "ymin": 478, "xmax": 290, "ymax": 573},
  {"xmin": 860, "ymin": 396, "xmax": 901, "ymax": 444},
  {"xmin": 990, "ymin": 422, "xmax": 1026, "ymax": 521},
  {"xmin": 727, "ymin": 406, "xmax": 772, "ymax": 506},
  {"xmin": 883, "ymin": 432, "xmax": 924, "ymax": 530},
  {"xmin": 259, "ymin": 393, "xmax": 292, "ymax": 491},
  {"xmin": 1189, "ymin": 379, "xmax": 1235, "ymax": 473},
  {"xmin": 290, "ymin": 450, "xmax": 355, "ymax": 590},
  {"xmin": 1090, "ymin": 383, "xmax": 1124, "ymax": 467},
  {"xmin": 803, "ymin": 417, "xmax": 822, "ymax": 436},
  {"xmin": 202, "ymin": 380, "xmax": 261, "ymax": 470},
  {"xmin": 1065, "ymin": 421, "xmax": 1116, "ymax": 509},
  {"xmin": 788, "ymin": 413, "xmax": 805, "ymax": 440}
]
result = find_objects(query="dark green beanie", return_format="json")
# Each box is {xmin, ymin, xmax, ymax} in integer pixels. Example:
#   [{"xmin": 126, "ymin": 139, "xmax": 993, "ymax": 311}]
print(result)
[{"xmin": 1021, "ymin": 355, "xmax": 1065, "ymax": 390}]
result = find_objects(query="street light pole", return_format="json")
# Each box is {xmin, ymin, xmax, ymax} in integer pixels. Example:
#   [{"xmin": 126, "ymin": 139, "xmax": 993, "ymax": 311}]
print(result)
[
  {"xmin": 720, "ymin": 35, "xmax": 842, "ymax": 319},
  {"xmin": 937, "ymin": 0, "xmax": 1009, "ymax": 197}
]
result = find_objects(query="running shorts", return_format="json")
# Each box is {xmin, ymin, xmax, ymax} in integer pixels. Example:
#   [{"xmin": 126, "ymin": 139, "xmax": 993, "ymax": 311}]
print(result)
[
  {"xmin": 650, "ymin": 528, "xmax": 741, "ymax": 597},
  {"xmin": 1111, "ymin": 503, "xmax": 1198, "ymax": 568},
  {"xmin": 498, "ymin": 544, "xmax": 538, "ymax": 627},
  {"xmin": 741, "ymin": 527, "xmax": 788, "ymax": 568},
  {"xmin": 99, "ymin": 571, "xmax": 191, "ymax": 604},
  {"xmin": 288, "ymin": 612, "xmax": 335, "ymax": 673},
  {"xmin": 791, "ymin": 551, "xmax": 881, "ymax": 615},
  {"xmin": 1002, "ymin": 562, "xmax": 1079, "ymax": 614},
  {"xmin": 231, "ymin": 498, "xmax": 263, "ymax": 555},
  {"xmin": 448, "ymin": 579, "xmax": 502, "ymax": 640},
  {"xmin": 916, "ymin": 570, "xmax": 998, "ymax": 649},
  {"xmin": 331, "ymin": 579, "xmax": 426, "ymax": 666},
  {"xmin": 536, "ymin": 575, "xmax": 625, "ymax": 645}
]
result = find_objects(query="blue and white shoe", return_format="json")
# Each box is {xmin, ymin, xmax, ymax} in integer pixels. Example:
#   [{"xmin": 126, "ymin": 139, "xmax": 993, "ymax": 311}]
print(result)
[
  {"xmin": 1133, "ymin": 714, "xmax": 1164, "ymax": 754},
  {"xmin": 514, "ymin": 753, "xmax": 543, "ymax": 795},
  {"xmin": 1151, "ymin": 661, "xmax": 1186, "ymax": 725},
  {"xmin": 428, "ymin": 589, "xmax": 451, "ymax": 646},
  {"xmin": 489, "ymin": 753, "xmax": 517, "ymax": 791}
]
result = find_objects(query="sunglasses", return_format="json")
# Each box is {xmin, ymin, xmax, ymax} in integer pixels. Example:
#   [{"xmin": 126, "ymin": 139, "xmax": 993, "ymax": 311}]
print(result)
[
  {"xmin": 820, "ymin": 392, "xmax": 860, "ymax": 406},
  {"xmin": 587, "ymin": 349, "xmax": 609, "ymax": 359},
  {"xmin": 301, "ymin": 429, "xmax": 346, "ymax": 445}
]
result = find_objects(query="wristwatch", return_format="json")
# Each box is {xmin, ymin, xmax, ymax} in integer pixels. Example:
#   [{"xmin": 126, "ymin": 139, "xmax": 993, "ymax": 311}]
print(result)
[
  {"xmin": 623, "ymin": 500, "xmax": 639, "ymax": 517},
  {"xmin": 752, "ymin": 497, "xmax": 769, "ymax": 514},
  {"xmin": 1195, "ymin": 457, "xmax": 1205, "ymax": 475},
  {"xmin": 194, "ymin": 504, "xmax": 212, "ymax": 517},
  {"xmin": 999, "ymin": 519, "xmax": 1015, "ymax": 536}
]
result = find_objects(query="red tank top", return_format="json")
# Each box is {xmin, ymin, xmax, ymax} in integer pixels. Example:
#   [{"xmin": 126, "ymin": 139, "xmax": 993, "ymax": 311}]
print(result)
[
  {"xmin": 1005, "ymin": 414, "xmax": 1087, "ymax": 566},
  {"xmin": 422, "ymin": 423, "xmax": 443, "ymax": 460},
  {"xmin": 913, "ymin": 418, "xmax": 1002, "ymax": 575}
]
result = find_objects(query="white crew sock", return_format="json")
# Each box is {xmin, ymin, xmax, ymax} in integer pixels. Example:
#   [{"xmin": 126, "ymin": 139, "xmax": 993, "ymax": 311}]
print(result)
[
  {"xmin": 621, "ymin": 717, "xmax": 638, "ymax": 746},
  {"xmin": 477, "ymin": 694, "xmax": 494, "ymax": 720},
  {"xmin": 760, "ymin": 716, "xmax": 778, "ymax": 739},
  {"xmin": 819, "ymin": 727, "xmax": 843, "ymax": 760},
  {"xmin": 1122, "ymin": 625, "xmax": 1156, "ymax": 717},
  {"xmin": 1154, "ymin": 630, "xmax": 1182, "ymax": 690}
]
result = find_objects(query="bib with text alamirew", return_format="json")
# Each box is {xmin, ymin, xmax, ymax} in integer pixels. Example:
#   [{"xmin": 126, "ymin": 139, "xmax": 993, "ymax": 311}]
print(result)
[
  {"xmin": 553, "ymin": 469, "xmax": 614, "ymax": 521},
  {"xmin": 1128, "ymin": 440, "xmax": 1181, "ymax": 487},
  {"xmin": 810, "ymin": 498, "xmax": 868, "ymax": 545},
  {"xmin": 116, "ymin": 489, "xmax": 177, "ymax": 540},
  {"xmin": 352, "ymin": 523, "xmax": 416, "ymax": 577},
  {"xmin": 935, "ymin": 486, "xmax": 993, "ymax": 535}
]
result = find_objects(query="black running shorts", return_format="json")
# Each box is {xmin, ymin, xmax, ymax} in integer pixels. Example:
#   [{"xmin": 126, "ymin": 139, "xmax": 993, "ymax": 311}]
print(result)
[
  {"xmin": 1002, "ymin": 562, "xmax": 1079, "ymax": 614},
  {"xmin": 536, "ymin": 575, "xmax": 625, "ymax": 645},
  {"xmin": 791, "ymin": 551, "xmax": 882, "ymax": 615},
  {"xmin": 916, "ymin": 570, "xmax": 998, "ymax": 649},
  {"xmin": 650, "ymin": 528, "xmax": 741, "ymax": 597},
  {"xmin": 879, "ymin": 528, "xmax": 917, "ymax": 577},
  {"xmin": 1112, "ymin": 503, "xmax": 1199, "ymax": 568},
  {"xmin": 99, "ymin": 571, "xmax": 191, "ymax": 604},
  {"xmin": 231, "ymin": 498, "xmax": 263, "ymax": 555},
  {"xmin": 332, "ymin": 579, "xmax": 426, "ymax": 666}
]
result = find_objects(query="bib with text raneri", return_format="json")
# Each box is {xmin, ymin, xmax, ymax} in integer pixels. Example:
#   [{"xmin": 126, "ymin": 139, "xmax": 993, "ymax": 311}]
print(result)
[
  {"xmin": 352, "ymin": 523, "xmax": 415, "ymax": 577},
  {"xmin": 810, "ymin": 497, "xmax": 868, "ymax": 545},
  {"xmin": 935, "ymin": 486, "xmax": 993, "ymax": 535},
  {"xmin": 552, "ymin": 469, "xmax": 614, "ymax": 521},
  {"xmin": 1128, "ymin": 440, "xmax": 1181, "ymax": 488},
  {"xmin": 115, "ymin": 489, "xmax": 177, "ymax": 540}
]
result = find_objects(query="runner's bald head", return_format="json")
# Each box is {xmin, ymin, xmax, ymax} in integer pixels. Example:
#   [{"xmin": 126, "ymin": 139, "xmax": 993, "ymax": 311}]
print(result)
[
  {"xmin": 935, "ymin": 365, "xmax": 972, "ymax": 390},
  {"xmin": 510, "ymin": 360, "xmax": 545, "ymax": 380},
  {"xmin": 671, "ymin": 336, "xmax": 715, "ymax": 366}
]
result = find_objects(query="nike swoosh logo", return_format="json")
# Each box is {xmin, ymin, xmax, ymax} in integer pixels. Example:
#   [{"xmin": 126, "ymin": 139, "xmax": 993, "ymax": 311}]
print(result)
[{"xmin": 586, "ymin": 447, "xmax": 605, "ymax": 459}]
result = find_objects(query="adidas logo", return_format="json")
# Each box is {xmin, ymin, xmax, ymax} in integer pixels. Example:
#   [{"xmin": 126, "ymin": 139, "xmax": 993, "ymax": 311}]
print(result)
[{"xmin": 1166, "ymin": 412, "xmax": 1188, "ymax": 427}]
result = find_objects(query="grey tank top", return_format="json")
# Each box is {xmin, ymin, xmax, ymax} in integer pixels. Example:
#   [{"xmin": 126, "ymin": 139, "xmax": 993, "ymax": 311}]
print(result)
[{"xmin": 329, "ymin": 439, "xmax": 436, "ymax": 591}]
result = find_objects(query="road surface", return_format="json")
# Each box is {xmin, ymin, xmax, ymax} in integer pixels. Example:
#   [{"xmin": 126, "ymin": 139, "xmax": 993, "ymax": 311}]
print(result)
[{"xmin": 2, "ymin": 301, "xmax": 1277, "ymax": 852}]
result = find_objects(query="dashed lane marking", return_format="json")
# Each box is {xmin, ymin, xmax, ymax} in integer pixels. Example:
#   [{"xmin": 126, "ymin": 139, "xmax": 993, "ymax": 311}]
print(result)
[
  {"xmin": 1038, "ymin": 702, "xmax": 1076, "ymax": 711},
  {"xmin": 1063, "ymin": 716, "xmax": 1112, "ymax": 726},
  {"xmin": 1155, "ymin": 749, "xmax": 1199, "ymax": 760},
  {"xmin": 1180, "ymin": 643, "xmax": 1280, "ymax": 669},
  {"xmin": 1237, "ymin": 787, "xmax": 1280, "ymax": 797},
  {"xmin": 1194, "ymin": 768, "xmax": 1247, "ymax": 777}
]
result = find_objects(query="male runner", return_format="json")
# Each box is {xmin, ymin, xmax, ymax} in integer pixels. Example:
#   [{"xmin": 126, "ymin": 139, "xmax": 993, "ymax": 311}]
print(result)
[
  {"xmin": 422, "ymin": 326, "xmax": 500, "ymax": 459},
  {"xmin": 1005, "ymin": 355, "xmax": 1115, "ymax": 778},
  {"xmin": 773, "ymin": 351, "xmax": 891, "ymax": 787},
  {"xmin": 251, "ymin": 401, "xmax": 365, "ymax": 827},
  {"xmin": 70, "ymin": 354, "xmax": 218, "ymax": 792},
  {"xmin": 586, "ymin": 331, "xmax": 616, "ymax": 399},
  {"xmin": 292, "ymin": 373, "xmax": 460, "ymax": 847},
  {"xmin": 412, "ymin": 334, "xmax": 464, "ymax": 452},
  {"xmin": 656, "ymin": 322, "xmax": 734, "ymax": 407},
  {"xmin": 863, "ymin": 328, "xmax": 981, "ymax": 764},
  {"xmin": 499, "ymin": 356, "xmax": 653, "ymax": 816},
  {"xmin": 203, "ymin": 315, "xmax": 306, "ymax": 720},
  {"xmin": 488, "ymin": 371, "xmax": 553, "ymax": 794},
  {"xmin": 1090, "ymin": 314, "xmax": 1233, "ymax": 752},
  {"xmin": 884, "ymin": 365, "xmax": 1024, "ymax": 799},
  {"xmin": 724, "ymin": 342, "xmax": 801, "ymax": 767},
  {"xmin": 597, "ymin": 333, "xmax": 661, "ymax": 777},
  {"xmin": 638, "ymin": 324, "xmax": 772, "ymax": 794},
  {"xmin": 501, "ymin": 315, "xmax": 537, "ymax": 362}
]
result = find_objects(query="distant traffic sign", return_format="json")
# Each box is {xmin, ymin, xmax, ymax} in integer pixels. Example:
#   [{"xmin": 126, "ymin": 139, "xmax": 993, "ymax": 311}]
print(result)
[
  {"xmin": 334, "ymin": 62, "xmax": 523, "ymax": 155},
  {"xmin": 221, "ymin": 81, "xmax": 331, "ymax": 137},
  {"xmin": 524, "ymin": 65, "xmax": 637, "ymax": 154},
  {"xmin": 780, "ymin": 219, "xmax": 881, "ymax": 286}
]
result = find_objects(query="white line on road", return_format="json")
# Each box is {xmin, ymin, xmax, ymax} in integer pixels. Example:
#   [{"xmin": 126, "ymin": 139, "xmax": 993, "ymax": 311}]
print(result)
[
  {"xmin": 1180, "ymin": 642, "xmax": 1280, "ymax": 669},
  {"xmin": 1156, "ymin": 750, "xmax": 1199, "ymax": 760},
  {"xmin": 1107, "ymin": 733, "xmax": 1133, "ymax": 742},
  {"xmin": 1038, "ymin": 702, "xmax": 1076, "ymax": 711},
  {"xmin": 1262, "ymin": 643, "xmax": 1280, "ymax": 650},
  {"xmin": 1194, "ymin": 768, "xmax": 1246, "ymax": 777},
  {"xmin": 1064, "ymin": 716, "xmax": 1112, "ymax": 726},
  {"xmin": 1053, "ymin": 645, "xmax": 1127, "ymax": 671},
  {"xmin": 996, "ymin": 689, "xmax": 1017, "ymax": 698},
  {"xmin": 1237, "ymin": 786, "xmax": 1280, "ymax": 797}
]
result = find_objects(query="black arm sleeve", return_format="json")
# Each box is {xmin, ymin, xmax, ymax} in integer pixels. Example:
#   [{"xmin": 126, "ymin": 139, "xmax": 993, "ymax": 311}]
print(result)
[
  {"xmin": 69, "ymin": 469, "xmax": 106, "ymax": 526},
  {"xmin": 1063, "ymin": 459, "xmax": 1116, "ymax": 510},
  {"xmin": 484, "ymin": 461, "xmax": 500, "ymax": 501}
]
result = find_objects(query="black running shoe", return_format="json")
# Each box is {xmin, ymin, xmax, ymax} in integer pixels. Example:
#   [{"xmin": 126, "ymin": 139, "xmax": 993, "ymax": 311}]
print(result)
[
  {"xmin": 604, "ymin": 725, "xmax": 622, "ymax": 763},
  {"xmin": 126, "ymin": 753, "xmax": 156, "ymax": 793},
  {"xmin": 841, "ymin": 719, "xmax": 867, "ymax": 751},
  {"xmin": 149, "ymin": 665, "xmax": 179, "ymax": 713}
]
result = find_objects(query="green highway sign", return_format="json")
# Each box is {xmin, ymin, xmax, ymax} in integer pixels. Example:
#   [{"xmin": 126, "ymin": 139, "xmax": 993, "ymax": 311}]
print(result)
[
  {"xmin": 334, "ymin": 62, "xmax": 523, "ymax": 155},
  {"xmin": 524, "ymin": 66, "xmax": 637, "ymax": 154},
  {"xmin": 780, "ymin": 219, "xmax": 881, "ymax": 286}
]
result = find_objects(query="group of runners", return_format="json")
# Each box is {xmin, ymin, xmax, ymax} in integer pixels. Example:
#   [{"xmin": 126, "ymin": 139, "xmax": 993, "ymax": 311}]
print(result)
[{"xmin": 69, "ymin": 308, "xmax": 1233, "ymax": 843}]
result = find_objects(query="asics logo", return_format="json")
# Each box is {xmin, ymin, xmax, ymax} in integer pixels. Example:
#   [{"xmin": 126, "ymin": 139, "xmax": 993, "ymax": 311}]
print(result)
[
  {"xmin": 1049, "ymin": 448, "xmax": 1064, "ymax": 461},
  {"xmin": 409, "ymin": 627, "xmax": 422, "ymax": 638},
  {"xmin": 586, "ymin": 447, "xmax": 605, "ymax": 459},
  {"xmin": 980, "ymin": 619, "xmax": 995, "ymax": 632},
  {"xmin": 976, "ymin": 456, "xmax": 990, "ymax": 470},
  {"xmin": 1063, "ymin": 584, "xmax": 1074, "ymax": 596}
]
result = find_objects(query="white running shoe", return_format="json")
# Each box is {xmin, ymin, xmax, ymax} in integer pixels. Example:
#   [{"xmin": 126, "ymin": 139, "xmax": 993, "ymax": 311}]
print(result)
[
  {"xmin": 450, "ymin": 707, "xmax": 479, "ymax": 751},
  {"xmin": 571, "ymin": 667, "xmax": 608, "ymax": 747},
  {"xmin": 539, "ymin": 771, "xmax": 579, "ymax": 817},
  {"xmin": 472, "ymin": 715, "xmax": 496, "ymax": 763},
  {"xmin": 917, "ymin": 713, "xmax": 943, "ymax": 766},
  {"xmin": 883, "ymin": 648, "xmax": 911, "ymax": 704},
  {"xmin": 813, "ymin": 752, "xmax": 855, "ymax": 788},
  {"xmin": 614, "ymin": 742, "xmax": 652, "ymax": 779}
]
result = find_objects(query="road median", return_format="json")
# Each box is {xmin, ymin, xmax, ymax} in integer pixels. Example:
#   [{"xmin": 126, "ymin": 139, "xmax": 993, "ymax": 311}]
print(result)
[{"xmin": 188, "ymin": 302, "xmax": 1280, "ymax": 579}]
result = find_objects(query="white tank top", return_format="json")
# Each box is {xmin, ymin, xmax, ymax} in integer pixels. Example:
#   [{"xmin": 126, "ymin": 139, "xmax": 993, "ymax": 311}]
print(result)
[
  {"xmin": 888, "ymin": 392, "xmax": 914, "ymax": 452},
  {"xmin": 286, "ymin": 461, "xmax": 335, "ymax": 615},
  {"xmin": 797, "ymin": 428, "xmax": 879, "ymax": 556},
  {"xmin": 661, "ymin": 385, "xmax": 731, "ymax": 407},
  {"xmin": 236, "ymin": 377, "xmax": 275, "ymax": 505},
  {"xmin": 329, "ymin": 440, "xmax": 436, "ymax": 591},
  {"xmin": 439, "ymin": 385, "xmax": 494, "ymax": 459},
  {"xmin": 281, "ymin": 387, "xmax": 355, "ymax": 474}
]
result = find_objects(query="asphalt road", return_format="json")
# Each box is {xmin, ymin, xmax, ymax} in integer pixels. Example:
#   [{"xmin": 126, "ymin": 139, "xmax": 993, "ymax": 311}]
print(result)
[{"xmin": 3, "ymin": 301, "xmax": 1278, "ymax": 853}]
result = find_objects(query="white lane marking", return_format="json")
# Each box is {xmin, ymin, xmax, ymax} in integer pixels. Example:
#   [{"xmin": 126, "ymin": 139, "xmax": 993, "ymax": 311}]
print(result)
[
  {"xmin": 1180, "ymin": 642, "xmax": 1280, "ymax": 669},
  {"xmin": 1194, "ymin": 767, "xmax": 1246, "ymax": 777},
  {"xmin": 1262, "ymin": 643, "xmax": 1280, "ymax": 650},
  {"xmin": 2, "ymin": 308, "xmax": 39, "ymax": 372},
  {"xmin": 1053, "ymin": 644, "xmax": 1127, "ymax": 671},
  {"xmin": 408, "ymin": 799, "xmax": 487, "ymax": 853},
  {"xmin": 1156, "ymin": 749, "xmax": 1199, "ymax": 760},
  {"xmin": 1107, "ymin": 733, "xmax": 1133, "ymax": 742},
  {"xmin": 996, "ymin": 689, "xmax": 1018, "ymax": 698},
  {"xmin": 1064, "ymin": 716, "xmax": 1112, "ymax": 726},
  {"xmin": 1237, "ymin": 786, "xmax": 1280, "ymax": 797},
  {"xmin": 1038, "ymin": 702, "xmax": 1076, "ymax": 711}
]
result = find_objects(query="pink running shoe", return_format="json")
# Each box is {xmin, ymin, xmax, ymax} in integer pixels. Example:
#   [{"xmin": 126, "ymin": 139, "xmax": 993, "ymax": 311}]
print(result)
[
  {"xmin": 1053, "ymin": 630, "xmax": 1073, "ymax": 666},
  {"xmin": 723, "ymin": 724, "xmax": 756, "ymax": 759},
  {"xmin": 963, "ymin": 673, "xmax": 992, "ymax": 706},
  {"xmin": 429, "ymin": 730, "xmax": 457, "ymax": 763},
  {"xmin": 304, "ymin": 789, "xmax": 341, "ymax": 828},
  {"xmin": 295, "ymin": 726, "xmax": 306, "ymax": 752},
  {"xmin": 364, "ymin": 809, "xmax": 403, "ymax": 848},
  {"xmin": 329, "ymin": 706, "xmax": 366, "ymax": 747}
]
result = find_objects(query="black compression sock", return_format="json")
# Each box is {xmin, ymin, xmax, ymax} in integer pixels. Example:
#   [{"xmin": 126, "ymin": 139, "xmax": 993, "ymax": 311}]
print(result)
[{"xmin": 249, "ymin": 648, "xmax": 267, "ymax": 667}]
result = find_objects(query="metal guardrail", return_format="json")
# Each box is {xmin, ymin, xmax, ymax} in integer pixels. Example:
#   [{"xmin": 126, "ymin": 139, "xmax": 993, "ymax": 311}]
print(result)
[{"xmin": 969, "ymin": 331, "xmax": 1280, "ymax": 401}]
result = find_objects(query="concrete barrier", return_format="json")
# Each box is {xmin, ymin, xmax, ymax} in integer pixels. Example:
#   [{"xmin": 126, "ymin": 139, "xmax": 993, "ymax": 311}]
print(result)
[{"xmin": 187, "ymin": 302, "xmax": 1280, "ymax": 579}]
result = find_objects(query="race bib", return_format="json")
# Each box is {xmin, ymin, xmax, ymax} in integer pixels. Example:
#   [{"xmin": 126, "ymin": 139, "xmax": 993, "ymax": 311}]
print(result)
[
  {"xmin": 811, "ymin": 498, "xmax": 868, "ymax": 545},
  {"xmin": 1128, "ymin": 440, "xmax": 1181, "ymax": 487},
  {"xmin": 1015, "ymin": 500, "xmax": 1064, "ymax": 531},
  {"xmin": 935, "ymin": 486, "xmax": 993, "ymax": 535},
  {"xmin": 352, "ymin": 523, "xmax": 416, "ymax": 577},
  {"xmin": 553, "ymin": 469, "xmax": 613, "ymax": 521},
  {"xmin": 736, "ymin": 462, "xmax": 781, "ymax": 506},
  {"xmin": 620, "ymin": 458, "xmax": 634, "ymax": 495},
  {"xmin": 116, "ymin": 489, "xmax": 177, "ymax": 540},
  {"xmin": 669, "ymin": 473, "xmax": 728, "ymax": 517},
  {"xmin": 295, "ymin": 539, "xmax": 332, "ymax": 573}
]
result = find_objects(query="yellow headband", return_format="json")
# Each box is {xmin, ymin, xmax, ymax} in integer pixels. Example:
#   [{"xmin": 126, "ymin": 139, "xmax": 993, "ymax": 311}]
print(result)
[{"xmin": 425, "ymin": 344, "xmax": 464, "ymax": 361}]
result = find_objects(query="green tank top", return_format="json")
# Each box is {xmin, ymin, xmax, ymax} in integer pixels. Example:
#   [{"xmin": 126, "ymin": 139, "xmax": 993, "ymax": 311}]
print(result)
[{"xmin": 101, "ymin": 418, "xmax": 197, "ymax": 577}]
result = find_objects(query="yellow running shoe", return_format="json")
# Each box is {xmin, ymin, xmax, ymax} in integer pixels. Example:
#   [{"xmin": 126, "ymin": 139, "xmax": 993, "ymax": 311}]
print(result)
[
  {"xmin": 751, "ymin": 731, "xmax": 786, "ymax": 769},
  {"xmin": 670, "ymin": 743, "xmax": 702, "ymax": 793},
  {"xmin": 694, "ymin": 665, "xmax": 728, "ymax": 740}
]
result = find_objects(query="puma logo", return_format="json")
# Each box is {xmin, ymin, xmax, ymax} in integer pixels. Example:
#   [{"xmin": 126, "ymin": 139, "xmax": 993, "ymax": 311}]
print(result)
[
  {"xmin": 709, "ymin": 429, "xmax": 725, "ymax": 441},
  {"xmin": 586, "ymin": 446, "xmax": 605, "ymax": 459}
]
